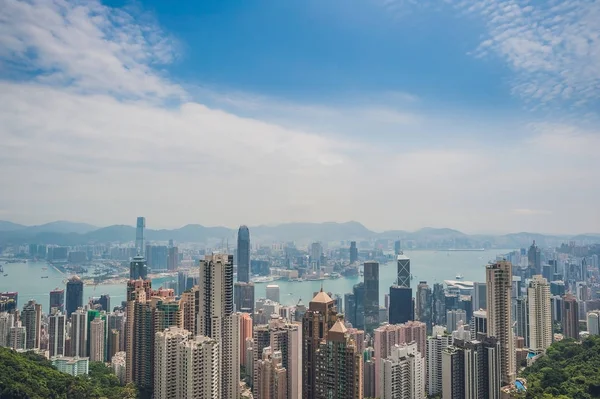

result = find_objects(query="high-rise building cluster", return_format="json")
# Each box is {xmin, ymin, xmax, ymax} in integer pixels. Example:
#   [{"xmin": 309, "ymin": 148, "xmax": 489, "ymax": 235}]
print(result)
[{"xmin": 4, "ymin": 219, "xmax": 595, "ymax": 399}]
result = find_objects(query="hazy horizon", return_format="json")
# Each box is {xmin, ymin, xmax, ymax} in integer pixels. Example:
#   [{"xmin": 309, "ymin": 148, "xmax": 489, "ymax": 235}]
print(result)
[{"xmin": 1, "ymin": 217, "xmax": 599, "ymax": 237}]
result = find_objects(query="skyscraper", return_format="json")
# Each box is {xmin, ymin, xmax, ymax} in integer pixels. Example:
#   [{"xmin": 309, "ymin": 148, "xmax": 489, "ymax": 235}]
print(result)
[
  {"xmin": 397, "ymin": 252, "xmax": 411, "ymax": 288},
  {"xmin": 314, "ymin": 317, "xmax": 363, "ymax": 399},
  {"xmin": 252, "ymin": 317, "xmax": 302, "ymax": 399},
  {"xmin": 89, "ymin": 294, "xmax": 111, "ymax": 312},
  {"xmin": 442, "ymin": 345, "xmax": 464, "ymax": 399},
  {"xmin": 130, "ymin": 255, "xmax": 148, "ymax": 281},
  {"xmin": 394, "ymin": 240, "xmax": 402, "ymax": 255},
  {"xmin": 71, "ymin": 308, "xmax": 88, "ymax": 357},
  {"xmin": 416, "ymin": 281, "xmax": 433, "ymax": 332},
  {"xmin": 21, "ymin": 300, "xmax": 41, "ymax": 349},
  {"xmin": 136, "ymin": 216, "xmax": 145, "ymax": 257},
  {"xmin": 350, "ymin": 241, "xmax": 358, "ymax": 264},
  {"xmin": 9, "ymin": 325, "xmax": 26, "ymax": 350},
  {"xmin": 374, "ymin": 321, "xmax": 426, "ymax": 398},
  {"xmin": 528, "ymin": 275, "xmax": 552, "ymax": 352},
  {"xmin": 198, "ymin": 253, "xmax": 239, "ymax": 399},
  {"xmin": 351, "ymin": 282, "xmax": 365, "ymax": 329},
  {"xmin": 180, "ymin": 335, "xmax": 221, "ymax": 399},
  {"xmin": 266, "ymin": 284, "xmax": 281, "ymax": 303},
  {"xmin": 130, "ymin": 292, "xmax": 181, "ymax": 392},
  {"xmin": 239, "ymin": 313, "xmax": 253, "ymax": 367},
  {"xmin": 528, "ymin": 241, "xmax": 541, "ymax": 276},
  {"xmin": 470, "ymin": 310, "xmax": 488, "ymax": 340},
  {"xmin": 389, "ymin": 285, "xmax": 413, "ymax": 325},
  {"xmin": 66, "ymin": 276, "xmax": 84, "ymax": 318},
  {"xmin": 588, "ymin": 311, "xmax": 600, "ymax": 336},
  {"xmin": 90, "ymin": 318, "xmax": 105, "ymax": 362},
  {"xmin": 108, "ymin": 329, "xmax": 120, "ymax": 361},
  {"xmin": 237, "ymin": 226, "xmax": 251, "ymax": 283},
  {"xmin": 427, "ymin": 327, "xmax": 452, "ymax": 397},
  {"xmin": 48, "ymin": 311, "xmax": 66, "ymax": 357},
  {"xmin": 472, "ymin": 282, "xmax": 487, "ymax": 311},
  {"xmin": 155, "ymin": 327, "xmax": 191, "ymax": 399},
  {"xmin": 0, "ymin": 312, "xmax": 14, "ymax": 348},
  {"xmin": 442, "ymin": 337, "xmax": 501, "ymax": 399},
  {"xmin": 309, "ymin": 242, "xmax": 323, "ymax": 270},
  {"xmin": 432, "ymin": 283, "xmax": 446, "ymax": 327},
  {"xmin": 364, "ymin": 261, "xmax": 380, "ymax": 332},
  {"xmin": 49, "ymin": 289, "xmax": 65, "ymax": 313},
  {"xmin": 255, "ymin": 347, "xmax": 287, "ymax": 399},
  {"xmin": 513, "ymin": 297, "xmax": 529, "ymax": 347},
  {"xmin": 486, "ymin": 260, "xmax": 515, "ymax": 386},
  {"xmin": 562, "ymin": 293, "xmax": 579, "ymax": 340},
  {"xmin": 154, "ymin": 327, "xmax": 220, "ymax": 399},
  {"xmin": 446, "ymin": 309, "xmax": 467, "ymax": 333},
  {"xmin": 381, "ymin": 342, "xmax": 425, "ymax": 399},
  {"xmin": 167, "ymin": 246, "xmax": 178, "ymax": 271},
  {"xmin": 234, "ymin": 281, "xmax": 255, "ymax": 313},
  {"xmin": 302, "ymin": 289, "xmax": 338, "ymax": 399}
]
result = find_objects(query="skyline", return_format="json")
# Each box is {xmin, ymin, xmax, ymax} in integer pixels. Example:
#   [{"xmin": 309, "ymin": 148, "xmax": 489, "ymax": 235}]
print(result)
[
  {"xmin": 1, "ymin": 0, "xmax": 599, "ymax": 234},
  {"xmin": 1, "ymin": 217, "xmax": 600, "ymax": 238}
]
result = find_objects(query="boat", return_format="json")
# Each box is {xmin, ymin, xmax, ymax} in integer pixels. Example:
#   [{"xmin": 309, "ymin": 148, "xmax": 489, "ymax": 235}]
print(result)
[
  {"xmin": 455, "ymin": 274, "xmax": 463, "ymax": 280},
  {"xmin": 41, "ymin": 276, "xmax": 49, "ymax": 279},
  {"xmin": 3, "ymin": 274, "xmax": 7, "ymax": 277},
  {"xmin": 250, "ymin": 276, "xmax": 274, "ymax": 284},
  {"xmin": 42, "ymin": 267, "xmax": 47, "ymax": 270}
]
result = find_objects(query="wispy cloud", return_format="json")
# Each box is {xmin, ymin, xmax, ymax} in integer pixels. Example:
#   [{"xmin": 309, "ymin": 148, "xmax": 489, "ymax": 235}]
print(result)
[
  {"xmin": 0, "ymin": 0, "xmax": 182, "ymax": 99},
  {"xmin": 377, "ymin": 0, "xmax": 600, "ymax": 111},
  {"xmin": 457, "ymin": 0, "xmax": 600, "ymax": 108}
]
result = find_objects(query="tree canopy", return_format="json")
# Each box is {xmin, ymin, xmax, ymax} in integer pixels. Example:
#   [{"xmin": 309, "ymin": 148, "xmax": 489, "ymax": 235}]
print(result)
[
  {"xmin": 521, "ymin": 335, "xmax": 600, "ymax": 399},
  {"xmin": 0, "ymin": 347, "xmax": 138, "ymax": 399}
]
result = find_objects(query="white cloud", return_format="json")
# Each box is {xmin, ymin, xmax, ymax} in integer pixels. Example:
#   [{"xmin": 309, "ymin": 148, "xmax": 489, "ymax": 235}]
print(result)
[
  {"xmin": 377, "ymin": 0, "xmax": 600, "ymax": 109},
  {"xmin": 456, "ymin": 0, "xmax": 600, "ymax": 107},
  {"xmin": 0, "ymin": 0, "xmax": 182, "ymax": 99},
  {"xmin": 0, "ymin": 0, "xmax": 599, "ymax": 234}
]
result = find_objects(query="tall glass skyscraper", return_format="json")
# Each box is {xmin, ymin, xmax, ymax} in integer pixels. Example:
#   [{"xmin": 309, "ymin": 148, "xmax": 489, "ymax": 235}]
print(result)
[
  {"xmin": 364, "ymin": 261, "xmax": 380, "ymax": 332},
  {"xmin": 397, "ymin": 252, "xmax": 411, "ymax": 288},
  {"xmin": 66, "ymin": 276, "xmax": 84, "ymax": 318},
  {"xmin": 237, "ymin": 225, "xmax": 250, "ymax": 283},
  {"xmin": 135, "ymin": 217, "xmax": 145, "ymax": 257},
  {"xmin": 130, "ymin": 255, "xmax": 148, "ymax": 280}
]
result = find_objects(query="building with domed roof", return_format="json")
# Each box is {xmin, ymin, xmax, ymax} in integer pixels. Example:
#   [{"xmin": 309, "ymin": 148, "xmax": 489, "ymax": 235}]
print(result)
[{"xmin": 302, "ymin": 289, "xmax": 363, "ymax": 399}]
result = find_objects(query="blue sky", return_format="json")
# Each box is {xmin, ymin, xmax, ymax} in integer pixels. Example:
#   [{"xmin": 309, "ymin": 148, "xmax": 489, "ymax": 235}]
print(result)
[
  {"xmin": 109, "ymin": 0, "xmax": 515, "ymax": 109},
  {"xmin": 0, "ymin": 0, "xmax": 599, "ymax": 234}
]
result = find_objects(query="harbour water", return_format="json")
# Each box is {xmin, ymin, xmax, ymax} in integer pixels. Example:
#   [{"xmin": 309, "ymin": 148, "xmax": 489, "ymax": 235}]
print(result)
[{"xmin": 0, "ymin": 249, "xmax": 514, "ymax": 313}]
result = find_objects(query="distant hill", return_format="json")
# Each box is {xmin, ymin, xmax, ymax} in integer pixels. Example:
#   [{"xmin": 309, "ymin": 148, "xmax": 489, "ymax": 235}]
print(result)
[
  {"xmin": 251, "ymin": 221, "xmax": 374, "ymax": 242},
  {"xmin": 0, "ymin": 220, "xmax": 26, "ymax": 231},
  {"xmin": 26, "ymin": 220, "xmax": 98, "ymax": 234},
  {"xmin": 0, "ymin": 220, "xmax": 97, "ymax": 234},
  {"xmin": 0, "ymin": 219, "xmax": 598, "ymax": 248}
]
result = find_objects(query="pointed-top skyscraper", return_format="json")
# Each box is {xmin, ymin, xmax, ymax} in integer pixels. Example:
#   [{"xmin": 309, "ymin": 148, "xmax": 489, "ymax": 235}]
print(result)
[
  {"xmin": 136, "ymin": 217, "xmax": 146, "ymax": 257},
  {"xmin": 237, "ymin": 226, "xmax": 250, "ymax": 283},
  {"xmin": 302, "ymin": 288, "xmax": 339, "ymax": 399}
]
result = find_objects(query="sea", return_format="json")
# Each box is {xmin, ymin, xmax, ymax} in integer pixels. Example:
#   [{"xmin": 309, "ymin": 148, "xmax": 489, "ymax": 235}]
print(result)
[{"xmin": 0, "ymin": 249, "xmax": 514, "ymax": 314}]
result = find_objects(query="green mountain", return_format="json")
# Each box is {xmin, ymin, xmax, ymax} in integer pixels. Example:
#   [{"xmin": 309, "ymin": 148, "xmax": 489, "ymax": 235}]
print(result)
[
  {"xmin": 520, "ymin": 335, "xmax": 600, "ymax": 398},
  {"xmin": 0, "ymin": 347, "xmax": 138, "ymax": 398}
]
